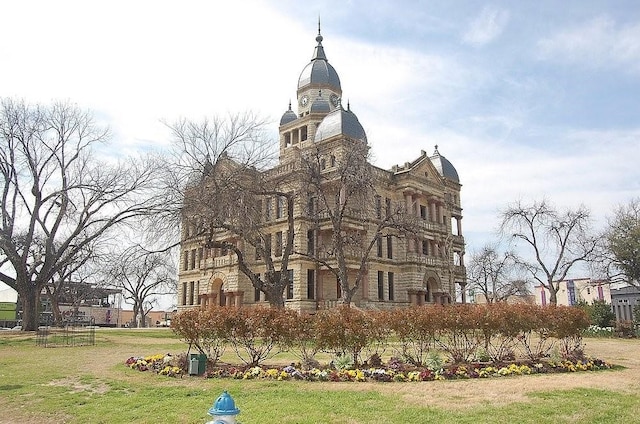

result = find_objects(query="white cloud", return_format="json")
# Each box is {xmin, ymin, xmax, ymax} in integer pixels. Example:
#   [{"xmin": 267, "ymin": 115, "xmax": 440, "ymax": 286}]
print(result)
[
  {"xmin": 537, "ymin": 16, "xmax": 640, "ymax": 71},
  {"xmin": 462, "ymin": 6, "xmax": 510, "ymax": 47},
  {"xmin": 443, "ymin": 125, "xmax": 640, "ymax": 252}
]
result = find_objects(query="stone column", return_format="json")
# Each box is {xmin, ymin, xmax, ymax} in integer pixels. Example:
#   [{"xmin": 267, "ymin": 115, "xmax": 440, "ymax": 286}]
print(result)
[
  {"xmin": 234, "ymin": 291, "xmax": 244, "ymax": 307},
  {"xmin": 430, "ymin": 201, "xmax": 436, "ymax": 223},
  {"xmin": 405, "ymin": 193, "xmax": 412, "ymax": 215},
  {"xmin": 209, "ymin": 293, "xmax": 218, "ymax": 308}
]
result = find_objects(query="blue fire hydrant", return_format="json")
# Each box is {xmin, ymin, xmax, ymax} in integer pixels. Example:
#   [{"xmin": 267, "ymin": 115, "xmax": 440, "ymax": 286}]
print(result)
[{"xmin": 206, "ymin": 390, "xmax": 240, "ymax": 424}]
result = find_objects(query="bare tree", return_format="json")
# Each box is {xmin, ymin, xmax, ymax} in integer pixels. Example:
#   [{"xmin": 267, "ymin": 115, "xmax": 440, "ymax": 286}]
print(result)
[
  {"xmin": 104, "ymin": 247, "xmax": 176, "ymax": 328},
  {"xmin": 298, "ymin": 141, "xmax": 419, "ymax": 305},
  {"xmin": 467, "ymin": 244, "xmax": 529, "ymax": 303},
  {"xmin": 157, "ymin": 113, "xmax": 297, "ymax": 308},
  {"xmin": 500, "ymin": 199, "xmax": 598, "ymax": 305},
  {"xmin": 601, "ymin": 198, "xmax": 640, "ymax": 287},
  {"xmin": 44, "ymin": 245, "xmax": 98, "ymax": 326},
  {"xmin": 0, "ymin": 99, "xmax": 164, "ymax": 330}
]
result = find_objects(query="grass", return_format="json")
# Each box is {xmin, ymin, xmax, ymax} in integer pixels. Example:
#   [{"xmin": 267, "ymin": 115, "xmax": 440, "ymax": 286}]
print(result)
[{"xmin": 0, "ymin": 329, "xmax": 639, "ymax": 423}]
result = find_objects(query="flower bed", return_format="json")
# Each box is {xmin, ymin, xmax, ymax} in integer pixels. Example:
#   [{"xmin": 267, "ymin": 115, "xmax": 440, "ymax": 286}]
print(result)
[{"xmin": 124, "ymin": 354, "xmax": 612, "ymax": 382}]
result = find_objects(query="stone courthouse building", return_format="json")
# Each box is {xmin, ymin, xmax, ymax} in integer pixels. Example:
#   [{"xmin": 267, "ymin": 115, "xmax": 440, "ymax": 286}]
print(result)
[{"xmin": 177, "ymin": 27, "xmax": 466, "ymax": 313}]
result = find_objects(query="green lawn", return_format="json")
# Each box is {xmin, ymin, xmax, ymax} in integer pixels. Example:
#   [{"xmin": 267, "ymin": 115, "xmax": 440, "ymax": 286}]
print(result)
[{"xmin": 0, "ymin": 329, "xmax": 637, "ymax": 423}]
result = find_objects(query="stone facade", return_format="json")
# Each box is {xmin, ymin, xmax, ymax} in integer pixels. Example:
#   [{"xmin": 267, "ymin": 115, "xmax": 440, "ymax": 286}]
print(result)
[{"xmin": 177, "ymin": 27, "xmax": 466, "ymax": 313}]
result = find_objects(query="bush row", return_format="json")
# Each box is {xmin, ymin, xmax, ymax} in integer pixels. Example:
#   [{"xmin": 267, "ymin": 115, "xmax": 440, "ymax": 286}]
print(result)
[{"xmin": 170, "ymin": 303, "xmax": 590, "ymax": 367}]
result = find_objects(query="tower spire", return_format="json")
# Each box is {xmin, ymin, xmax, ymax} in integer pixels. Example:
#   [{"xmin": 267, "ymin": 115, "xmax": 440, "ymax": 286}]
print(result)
[{"xmin": 312, "ymin": 16, "xmax": 326, "ymax": 60}]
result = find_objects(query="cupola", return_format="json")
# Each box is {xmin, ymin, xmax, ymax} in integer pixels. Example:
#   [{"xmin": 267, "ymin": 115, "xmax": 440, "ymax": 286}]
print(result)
[
  {"xmin": 279, "ymin": 101, "xmax": 297, "ymax": 126},
  {"xmin": 430, "ymin": 145, "xmax": 460, "ymax": 182},
  {"xmin": 297, "ymin": 22, "xmax": 342, "ymax": 94},
  {"xmin": 314, "ymin": 102, "xmax": 367, "ymax": 143}
]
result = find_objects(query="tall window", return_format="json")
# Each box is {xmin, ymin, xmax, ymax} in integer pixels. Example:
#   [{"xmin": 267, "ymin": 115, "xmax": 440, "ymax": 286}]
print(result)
[
  {"xmin": 264, "ymin": 233, "xmax": 272, "ymax": 257},
  {"xmin": 387, "ymin": 237, "xmax": 393, "ymax": 259},
  {"xmin": 254, "ymin": 274, "xmax": 261, "ymax": 302},
  {"xmin": 388, "ymin": 272, "xmax": 394, "ymax": 301},
  {"xmin": 377, "ymin": 271, "xmax": 384, "ymax": 300},
  {"xmin": 377, "ymin": 236, "xmax": 383, "ymax": 257},
  {"xmin": 307, "ymin": 230, "xmax": 315, "ymax": 255},
  {"xmin": 275, "ymin": 231, "xmax": 283, "ymax": 257},
  {"xmin": 375, "ymin": 196, "xmax": 382, "ymax": 219},
  {"xmin": 189, "ymin": 281, "xmax": 195, "ymax": 305},
  {"xmin": 286, "ymin": 270, "xmax": 294, "ymax": 299},
  {"xmin": 307, "ymin": 269, "xmax": 315, "ymax": 300},
  {"xmin": 422, "ymin": 240, "xmax": 429, "ymax": 255},
  {"xmin": 256, "ymin": 199, "xmax": 263, "ymax": 222},
  {"xmin": 183, "ymin": 252, "xmax": 188, "ymax": 271},
  {"xmin": 385, "ymin": 197, "xmax": 392, "ymax": 217},
  {"xmin": 420, "ymin": 205, "xmax": 427, "ymax": 220},
  {"xmin": 182, "ymin": 282, "xmax": 187, "ymax": 305},
  {"xmin": 255, "ymin": 237, "xmax": 262, "ymax": 260},
  {"xmin": 190, "ymin": 249, "xmax": 196, "ymax": 269},
  {"xmin": 276, "ymin": 196, "xmax": 282, "ymax": 219},
  {"xmin": 308, "ymin": 195, "xmax": 316, "ymax": 215},
  {"xmin": 265, "ymin": 197, "xmax": 272, "ymax": 221}
]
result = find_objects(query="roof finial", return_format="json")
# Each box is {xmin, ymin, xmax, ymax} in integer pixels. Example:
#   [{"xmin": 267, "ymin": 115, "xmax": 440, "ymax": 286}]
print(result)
[
  {"xmin": 347, "ymin": 99, "xmax": 351, "ymax": 111},
  {"xmin": 288, "ymin": 100, "xmax": 292, "ymax": 110},
  {"xmin": 312, "ymin": 17, "xmax": 326, "ymax": 60},
  {"xmin": 316, "ymin": 16, "xmax": 323, "ymax": 44},
  {"xmin": 434, "ymin": 145, "xmax": 439, "ymax": 155}
]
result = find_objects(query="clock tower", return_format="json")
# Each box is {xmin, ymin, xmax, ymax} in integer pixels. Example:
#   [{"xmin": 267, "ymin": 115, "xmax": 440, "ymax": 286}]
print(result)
[{"xmin": 279, "ymin": 21, "xmax": 362, "ymax": 159}]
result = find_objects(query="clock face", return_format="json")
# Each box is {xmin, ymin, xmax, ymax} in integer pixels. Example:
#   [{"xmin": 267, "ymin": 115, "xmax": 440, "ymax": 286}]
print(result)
[
  {"xmin": 330, "ymin": 93, "xmax": 340, "ymax": 107},
  {"xmin": 300, "ymin": 95, "xmax": 309, "ymax": 107}
]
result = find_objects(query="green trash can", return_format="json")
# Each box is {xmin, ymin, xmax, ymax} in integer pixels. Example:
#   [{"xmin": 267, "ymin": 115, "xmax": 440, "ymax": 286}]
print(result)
[{"xmin": 189, "ymin": 353, "xmax": 207, "ymax": 375}]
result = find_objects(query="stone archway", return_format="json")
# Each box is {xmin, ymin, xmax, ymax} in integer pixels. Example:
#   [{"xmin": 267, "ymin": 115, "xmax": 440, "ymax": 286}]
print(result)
[
  {"xmin": 408, "ymin": 271, "xmax": 443, "ymax": 306},
  {"xmin": 198, "ymin": 273, "xmax": 226, "ymax": 309},
  {"xmin": 423, "ymin": 272, "xmax": 439, "ymax": 303},
  {"xmin": 211, "ymin": 277, "xmax": 226, "ymax": 307},
  {"xmin": 198, "ymin": 272, "xmax": 244, "ymax": 308}
]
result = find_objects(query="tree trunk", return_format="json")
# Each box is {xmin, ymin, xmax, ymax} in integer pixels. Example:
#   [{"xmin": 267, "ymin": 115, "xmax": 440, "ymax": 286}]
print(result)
[
  {"xmin": 19, "ymin": 284, "xmax": 40, "ymax": 331},
  {"xmin": 139, "ymin": 305, "xmax": 146, "ymax": 328},
  {"xmin": 132, "ymin": 304, "xmax": 139, "ymax": 328},
  {"xmin": 266, "ymin": 288, "xmax": 285, "ymax": 309},
  {"xmin": 548, "ymin": 287, "xmax": 558, "ymax": 305},
  {"xmin": 49, "ymin": 292, "xmax": 63, "ymax": 327}
]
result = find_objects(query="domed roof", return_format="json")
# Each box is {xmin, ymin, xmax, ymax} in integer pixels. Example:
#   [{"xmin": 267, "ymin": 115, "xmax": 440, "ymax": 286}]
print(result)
[
  {"xmin": 297, "ymin": 28, "xmax": 341, "ymax": 92},
  {"xmin": 314, "ymin": 104, "xmax": 367, "ymax": 143},
  {"xmin": 279, "ymin": 101, "xmax": 297, "ymax": 126},
  {"xmin": 430, "ymin": 145, "xmax": 460, "ymax": 182},
  {"xmin": 310, "ymin": 91, "xmax": 331, "ymax": 113}
]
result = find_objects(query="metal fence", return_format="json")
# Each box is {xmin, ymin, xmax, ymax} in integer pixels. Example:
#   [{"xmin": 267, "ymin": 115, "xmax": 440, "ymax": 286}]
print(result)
[{"xmin": 36, "ymin": 318, "xmax": 96, "ymax": 347}]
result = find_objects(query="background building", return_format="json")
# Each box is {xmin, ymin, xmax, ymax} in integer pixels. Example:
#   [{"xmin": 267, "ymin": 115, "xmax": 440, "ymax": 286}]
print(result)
[
  {"xmin": 610, "ymin": 286, "xmax": 640, "ymax": 322},
  {"xmin": 178, "ymin": 27, "xmax": 465, "ymax": 313},
  {"xmin": 535, "ymin": 278, "xmax": 610, "ymax": 306}
]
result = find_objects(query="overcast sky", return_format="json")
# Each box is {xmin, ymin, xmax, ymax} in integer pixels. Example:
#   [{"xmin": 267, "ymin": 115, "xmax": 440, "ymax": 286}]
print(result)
[{"xmin": 1, "ymin": 0, "xmax": 639, "ymax": 295}]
